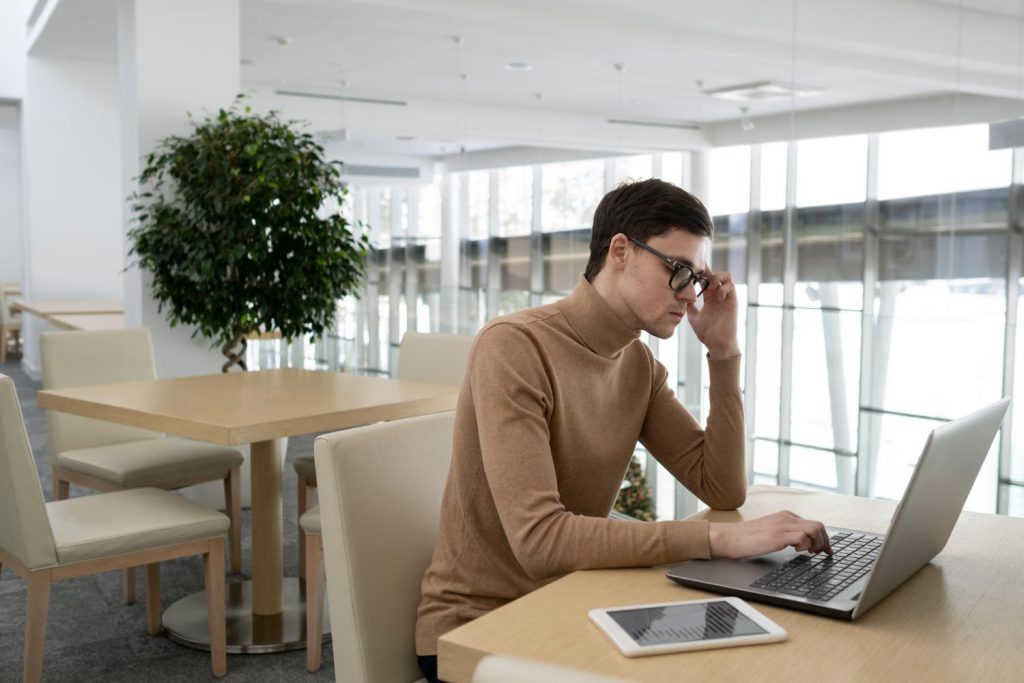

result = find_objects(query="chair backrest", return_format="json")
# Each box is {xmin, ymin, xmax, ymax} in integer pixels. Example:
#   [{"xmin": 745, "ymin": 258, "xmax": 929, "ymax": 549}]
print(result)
[
  {"xmin": 314, "ymin": 411, "xmax": 455, "ymax": 683},
  {"xmin": 40, "ymin": 328, "xmax": 162, "ymax": 456},
  {"xmin": 0, "ymin": 374, "xmax": 59, "ymax": 569},
  {"xmin": 0, "ymin": 289, "xmax": 18, "ymax": 326},
  {"xmin": 396, "ymin": 331, "xmax": 474, "ymax": 386},
  {"xmin": 471, "ymin": 655, "xmax": 635, "ymax": 683}
]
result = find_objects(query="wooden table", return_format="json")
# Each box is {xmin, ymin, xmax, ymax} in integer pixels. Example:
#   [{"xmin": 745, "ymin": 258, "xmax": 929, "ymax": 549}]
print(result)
[
  {"xmin": 11, "ymin": 298, "xmax": 123, "ymax": 317},
  {"xmin": 439, "ymin": 485, "xmax": 1024, "ymax": 682},
  {"xmin": 37, "ymin": 368, "xmax": 459, "ymax": 652},
  {"xmin": 47, "ymin": 313, "xmax": 125, "ymax": 331}
]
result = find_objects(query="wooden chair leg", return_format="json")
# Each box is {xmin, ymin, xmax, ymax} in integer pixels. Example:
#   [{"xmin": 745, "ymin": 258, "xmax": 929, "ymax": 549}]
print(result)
[
  {"xmin": 53, "ymin": 475, "xmax": 69, "ymax": 501},
  {"xmin": 203, "ymin": 539, "xmax": 227, "ymax": 678},
  {"xmin": 224, "ymin": 467, "xmax": 242, "ymax": 574},
  {"xmin": 25, "ymin": 569, "xmax": 52, "ymax": 683},
  {"xmin": 305, "ymin": 533, "xmax": 324, "ymax": 672},
  {"xmin": 122, "ymin": 567, "xmax": 136, "ymax": 604},
  {"xmin": 297, "ymin": 474, "xmax": 309, "ymax": 580},
  {"xmin": 144, "ymin": 563, "xmax": 161, "ymax": 635}
]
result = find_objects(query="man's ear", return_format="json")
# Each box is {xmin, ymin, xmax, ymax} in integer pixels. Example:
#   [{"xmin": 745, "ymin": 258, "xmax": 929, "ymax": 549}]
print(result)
[{"xmin": 606, "ymin": 233, "xmax": 631, "ymax": 271}]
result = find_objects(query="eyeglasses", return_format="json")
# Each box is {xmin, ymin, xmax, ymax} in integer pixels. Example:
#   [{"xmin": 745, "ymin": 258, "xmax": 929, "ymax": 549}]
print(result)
[{"xmin": 628, "ymin": 237, "xmax": 710, "ymax": 296}]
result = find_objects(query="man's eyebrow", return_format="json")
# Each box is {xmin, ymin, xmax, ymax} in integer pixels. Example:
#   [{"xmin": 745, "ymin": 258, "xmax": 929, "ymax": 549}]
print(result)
[{"xmin": 667, "ymin": 255, "xmax": 698, "ymax": 269}]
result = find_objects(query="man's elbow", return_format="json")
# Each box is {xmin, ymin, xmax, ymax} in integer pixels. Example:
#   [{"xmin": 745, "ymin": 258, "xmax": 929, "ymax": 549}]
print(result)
[{"xmin": 705, "ymin": 486, "xmax": 747, "ymax": 511}]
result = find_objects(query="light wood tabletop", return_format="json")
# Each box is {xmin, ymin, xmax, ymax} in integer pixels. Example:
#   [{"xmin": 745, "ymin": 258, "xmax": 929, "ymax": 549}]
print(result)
[
  {"xmin": 47, "ymin": 313, "xmax": 125, "ymax": 331},
  {"xmin": 37, "ymin": 368, "xmax": 460, "ymax": 619},
  {"xmin": 438, "ymin": 485, "xmax": 1024, "ymax": 683},
  {"xmin": 11, "ymin": 298, "xmax": 124, "ymax": 316}
]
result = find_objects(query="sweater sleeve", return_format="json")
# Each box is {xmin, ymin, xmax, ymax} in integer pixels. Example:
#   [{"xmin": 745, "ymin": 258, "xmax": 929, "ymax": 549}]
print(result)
[
  {"xmin": 471, "ymin": 323, "xmax": 714, "ymax": 582},
  {"xmin": 639, "ymin": 354, "xmax": 748, "ymax": 511}
]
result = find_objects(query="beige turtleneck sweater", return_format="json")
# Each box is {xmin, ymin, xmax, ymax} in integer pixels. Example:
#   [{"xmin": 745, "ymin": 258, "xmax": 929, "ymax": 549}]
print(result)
[{"xmin": 415, "ymin": 276, "xmax": 747, "ymax": 654}]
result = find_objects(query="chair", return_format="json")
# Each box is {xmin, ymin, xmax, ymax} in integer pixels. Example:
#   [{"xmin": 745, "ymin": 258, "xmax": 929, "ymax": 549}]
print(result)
[
  {"xmin": 39, "ymin": 328, "xmax": 244, "ymax": 603},
  {"xmin": 471, "ymin": 655, "xmax": 635, "ymax": 683},
  {"xmin": 294, "ymin": 330, "xmax": 472, "ymax": 579},
  {"xmin": 0, "ymin": 374, "xmax": 228, "ymax": 681},
  {"xmin": 310, "ymin": 410, "xmax": 455, "ymax": 681},
  {"xmin": 0, "ymin": 288, "xmax": 22, "ymax": 364}
]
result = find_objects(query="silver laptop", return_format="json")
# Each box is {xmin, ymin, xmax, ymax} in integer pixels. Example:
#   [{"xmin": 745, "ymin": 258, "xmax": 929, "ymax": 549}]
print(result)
[{"xmin": 666, "ymin": 398, "xmax": 1010, "ymax": 620}]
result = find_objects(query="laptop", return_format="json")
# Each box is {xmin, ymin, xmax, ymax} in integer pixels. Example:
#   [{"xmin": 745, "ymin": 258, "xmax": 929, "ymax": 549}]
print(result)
[{"xmin": 666, "ymin": 398, "xmax": 1011, "ymax": 620}]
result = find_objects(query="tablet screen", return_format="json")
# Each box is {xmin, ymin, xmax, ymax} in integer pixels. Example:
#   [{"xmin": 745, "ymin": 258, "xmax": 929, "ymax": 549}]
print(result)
[{"xmin": 607, "ymin": 600, "xmax": 767, "ymax": 647}]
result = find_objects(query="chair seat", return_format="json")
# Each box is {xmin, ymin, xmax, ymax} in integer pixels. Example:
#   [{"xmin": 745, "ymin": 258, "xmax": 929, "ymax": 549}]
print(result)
[
  {"xmin": 47, "ymin": 487, "xmax": 230, "ymax": 565},
  {"xmin": 294, "ymin": 454, "xmax": 317, "ymax": 481},
  {"xmin": 57, "ymin": 437, "xmax": 243, "ymax": 488},
  {"xmin": 299, "ymin": 505, "xmax": 320, "ymax": 534}
]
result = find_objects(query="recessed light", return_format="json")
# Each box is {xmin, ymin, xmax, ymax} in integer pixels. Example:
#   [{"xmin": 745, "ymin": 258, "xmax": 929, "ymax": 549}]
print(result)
[{"xmin": 505, "ymin": 62, "xmax": 533, "ymax": 71}]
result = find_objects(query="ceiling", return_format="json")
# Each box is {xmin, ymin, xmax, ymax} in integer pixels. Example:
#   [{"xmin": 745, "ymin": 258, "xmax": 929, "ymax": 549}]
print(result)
[{"xmin": 21, "ymin": 0, "xmax": 1024, "ymax": 157}]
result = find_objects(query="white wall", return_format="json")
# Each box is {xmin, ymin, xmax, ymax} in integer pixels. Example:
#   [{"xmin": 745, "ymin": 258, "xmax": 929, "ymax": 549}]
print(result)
[
  {"xmin": 0, "ymin": 120, "xmax": 21, "ymax": 282},
  {"xmin": 20, "ymin": 55, "xmax": 122, "ymax": 375},
  {"xmin": 0, "ymin": 0, "xmax": 26, "ymax": 101}
]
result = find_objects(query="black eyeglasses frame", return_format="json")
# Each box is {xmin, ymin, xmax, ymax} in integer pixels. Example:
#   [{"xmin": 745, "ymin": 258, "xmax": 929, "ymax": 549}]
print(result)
[{"xmin": 628, "ymin": 237, "xmax": 710, "ymax": 296}]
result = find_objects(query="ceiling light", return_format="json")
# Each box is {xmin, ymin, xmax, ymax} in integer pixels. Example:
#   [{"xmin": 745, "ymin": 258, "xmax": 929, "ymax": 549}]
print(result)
[
  {"xmin": 505, "ymin": 62, "xmax": 533, "ymax": 71},
  {"xmin": 702, "ymin": 80, "xmax": 821, "ymax": 102},
  {"xmin": 272, "ymin": 35, "xmax": 292, "ymax": 46}
]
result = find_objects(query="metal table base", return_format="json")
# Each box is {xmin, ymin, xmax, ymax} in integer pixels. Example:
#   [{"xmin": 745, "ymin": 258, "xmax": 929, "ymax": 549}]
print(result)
[{"xmin": 163, "ymin": 578, "xmax": 330, "ymax": 654}]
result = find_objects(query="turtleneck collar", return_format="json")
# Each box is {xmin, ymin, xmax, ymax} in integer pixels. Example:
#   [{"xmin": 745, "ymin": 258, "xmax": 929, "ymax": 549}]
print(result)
[{"xmin": 556, "ymin": 275, "xmax": 640, "ymax": 359}]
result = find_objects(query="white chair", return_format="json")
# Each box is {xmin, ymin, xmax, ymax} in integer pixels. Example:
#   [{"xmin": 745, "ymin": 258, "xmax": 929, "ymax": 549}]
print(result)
[
  {"xmin": 294, "ymin": 330, "xmax": 472, "ymax": 579},
  {"xmin": 310, "ymin": 411, "xmax": 455, "ymax": 681},
  {"xmin": 39, "ymin": 328, "xmax": 244, "ymax": 602},
  {"xmin": 0, "ymin": 288, "xmax": 21, "ymax": 364},
  {"xmin": 471, "ymin": 655, "xmax": 635, "ymax": 683},
  {"xmin": 0, "ymin": 373, "xmax": 229, "ymax": 682}
]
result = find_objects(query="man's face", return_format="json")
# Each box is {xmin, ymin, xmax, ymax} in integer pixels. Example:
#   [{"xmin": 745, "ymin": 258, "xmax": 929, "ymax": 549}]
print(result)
[{"xmin": 619, "ymin": 228, "xmax": 710, "ymax": 339}]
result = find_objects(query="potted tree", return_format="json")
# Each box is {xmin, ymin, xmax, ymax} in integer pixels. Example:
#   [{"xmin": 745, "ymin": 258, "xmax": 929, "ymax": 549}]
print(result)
[{"xmin": 128, "ymin": 98, "xmax": 369, "ymax": 371}]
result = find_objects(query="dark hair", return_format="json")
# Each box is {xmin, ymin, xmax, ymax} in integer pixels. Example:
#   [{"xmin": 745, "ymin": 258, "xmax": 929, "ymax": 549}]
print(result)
[{"xmin": 584, "ymin": 178, "xmax": 714, "ymax": 281}]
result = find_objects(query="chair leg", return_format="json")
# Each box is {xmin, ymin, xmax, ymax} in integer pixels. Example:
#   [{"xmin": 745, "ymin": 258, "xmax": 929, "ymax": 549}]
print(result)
[
  {"xmin": 25, "ymin": 569, "xmax": 52, "ymax": 683},
  {"xmin": 122, "ymin": 567, "xmax": 136, "ymax": 604},
  {"xmin": 203, "ymin": 539, "xmax": 227, "ymax": 678},
  {"xmin": 53, "ymin": 475, "xmax": 69, "ymax": 501},
  {"xmin": 224, "ymin": 467, "xmax": 242, "ymax": 574},
  {"xmin": 297, "ymin": 474, "xmax": 309, "ymax": 580},
  {"xmin": 305, "ymin": 533, "xmax": 324, "ymax": 673},
  {"xmin": 144, "ymin": 564, "xmax": 161, "ymax": 635}
]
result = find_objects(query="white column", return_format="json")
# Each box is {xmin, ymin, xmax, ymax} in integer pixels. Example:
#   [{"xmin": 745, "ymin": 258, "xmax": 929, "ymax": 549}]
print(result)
[
  {"xmin": 118, "ymin": 0, "xmax": 240, "ymax": 379},
  {"xmin": 20, "ymin": 55, "xmax": 122, "ymax": 377}
]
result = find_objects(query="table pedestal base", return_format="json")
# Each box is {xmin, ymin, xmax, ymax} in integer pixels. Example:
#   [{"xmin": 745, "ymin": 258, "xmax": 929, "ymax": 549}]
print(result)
[{"xmin": 163, "ymin": 578, "xmax": 330, "ymax": 654}]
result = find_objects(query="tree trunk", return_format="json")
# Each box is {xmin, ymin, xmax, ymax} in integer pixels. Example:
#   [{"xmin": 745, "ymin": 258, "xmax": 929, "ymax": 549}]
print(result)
[{"xmin": 221, "ymin": 329, "xmax": 248, "ymax": 372}]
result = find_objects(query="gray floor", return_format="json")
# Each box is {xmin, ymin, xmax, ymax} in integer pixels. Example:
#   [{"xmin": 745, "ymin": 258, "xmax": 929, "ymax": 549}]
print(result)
[{"xmin": 0, "ymin": 357, "xmax": 335, "ymax": 682}]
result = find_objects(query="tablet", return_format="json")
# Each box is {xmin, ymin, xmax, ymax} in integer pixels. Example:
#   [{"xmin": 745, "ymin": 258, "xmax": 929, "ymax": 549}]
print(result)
[{"xmin": 588, "ymin": 596, "xmax": 786, "ymax": 657}]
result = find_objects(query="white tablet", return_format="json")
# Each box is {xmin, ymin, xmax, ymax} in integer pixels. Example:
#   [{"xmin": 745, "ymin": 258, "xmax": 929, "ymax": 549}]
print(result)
[{"xmin": 588, "ymin": 596, "xmax": 787, "ymax": 657}]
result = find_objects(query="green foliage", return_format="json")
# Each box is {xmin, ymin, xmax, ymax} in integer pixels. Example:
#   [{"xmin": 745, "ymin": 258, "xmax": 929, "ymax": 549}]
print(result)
[
  {"xmin": 128, "ymin": 97, "xmax": 369, "ymax": 354},
  {"xmin": 614, "ymin": 454, "xmax": 656, "ymax": 521}
]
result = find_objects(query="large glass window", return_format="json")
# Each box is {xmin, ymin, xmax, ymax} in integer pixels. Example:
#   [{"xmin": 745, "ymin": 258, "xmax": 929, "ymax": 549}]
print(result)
[
  {"xmin": 878, "ymin": 124, "xmax": 1012, "ymax": 200},
  {"xmin": 498, "ymin": 165, "xmax": 532, "ymax": 237},
  {"xmin": 796, "ymin": 135, "xmax": 867, "ymax": 208},
  {"xmin": 709, "ymin": 146, "xmax": 750, "ymax": 217},
  {"xmin": 305, "ymin": 124, "xmax": 1024, "ymax": 519},
  {"xmin": 542, "ymin": 159, "xmax": 604, "ymax": 232}
]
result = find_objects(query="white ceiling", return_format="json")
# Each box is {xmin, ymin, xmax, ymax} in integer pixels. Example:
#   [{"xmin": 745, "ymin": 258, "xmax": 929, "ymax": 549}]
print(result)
[{"xmin": 22, "ymin": 0, "xmax": 1024, "ymax": 156}]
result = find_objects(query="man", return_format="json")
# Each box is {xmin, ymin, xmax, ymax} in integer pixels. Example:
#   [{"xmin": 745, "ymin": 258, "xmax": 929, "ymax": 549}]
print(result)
[{"xmin": 415, "ymin": 179, "xmax": 831, "ymax": 682}]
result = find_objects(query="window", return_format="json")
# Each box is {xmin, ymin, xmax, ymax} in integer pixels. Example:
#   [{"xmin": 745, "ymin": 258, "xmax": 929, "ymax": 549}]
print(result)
[
  {"xmin": 796, "ymin": 135, "xmax": 867, "ymax": 208},
  {"xmin": 878, "ymin": 124, "xmax": 1011, "ymax": 200},
  {"xmin": 709, "ymin": 146, "xmax": 750, "ymax": 216},
  {"xmin": 541, "ymin": 159, "xmax": 604, "ymax": 232}
]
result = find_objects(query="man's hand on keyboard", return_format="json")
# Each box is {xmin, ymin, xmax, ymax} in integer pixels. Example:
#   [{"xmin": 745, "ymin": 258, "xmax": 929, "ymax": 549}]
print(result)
[{"xmin": 708, "ymin": 510, "xmax": 834, "ymax": 559}]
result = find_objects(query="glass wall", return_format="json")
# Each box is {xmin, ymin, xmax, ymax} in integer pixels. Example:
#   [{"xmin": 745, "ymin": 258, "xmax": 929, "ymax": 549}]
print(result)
[{"xmin": 253, "ymin": 126, "xmax": 1024, "ymax": 519}]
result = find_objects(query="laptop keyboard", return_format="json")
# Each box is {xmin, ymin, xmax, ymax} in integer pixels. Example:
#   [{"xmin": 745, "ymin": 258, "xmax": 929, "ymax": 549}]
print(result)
[{"xmin": 750, "ymin": 532, "xmax": 883, "ymax": 602}]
